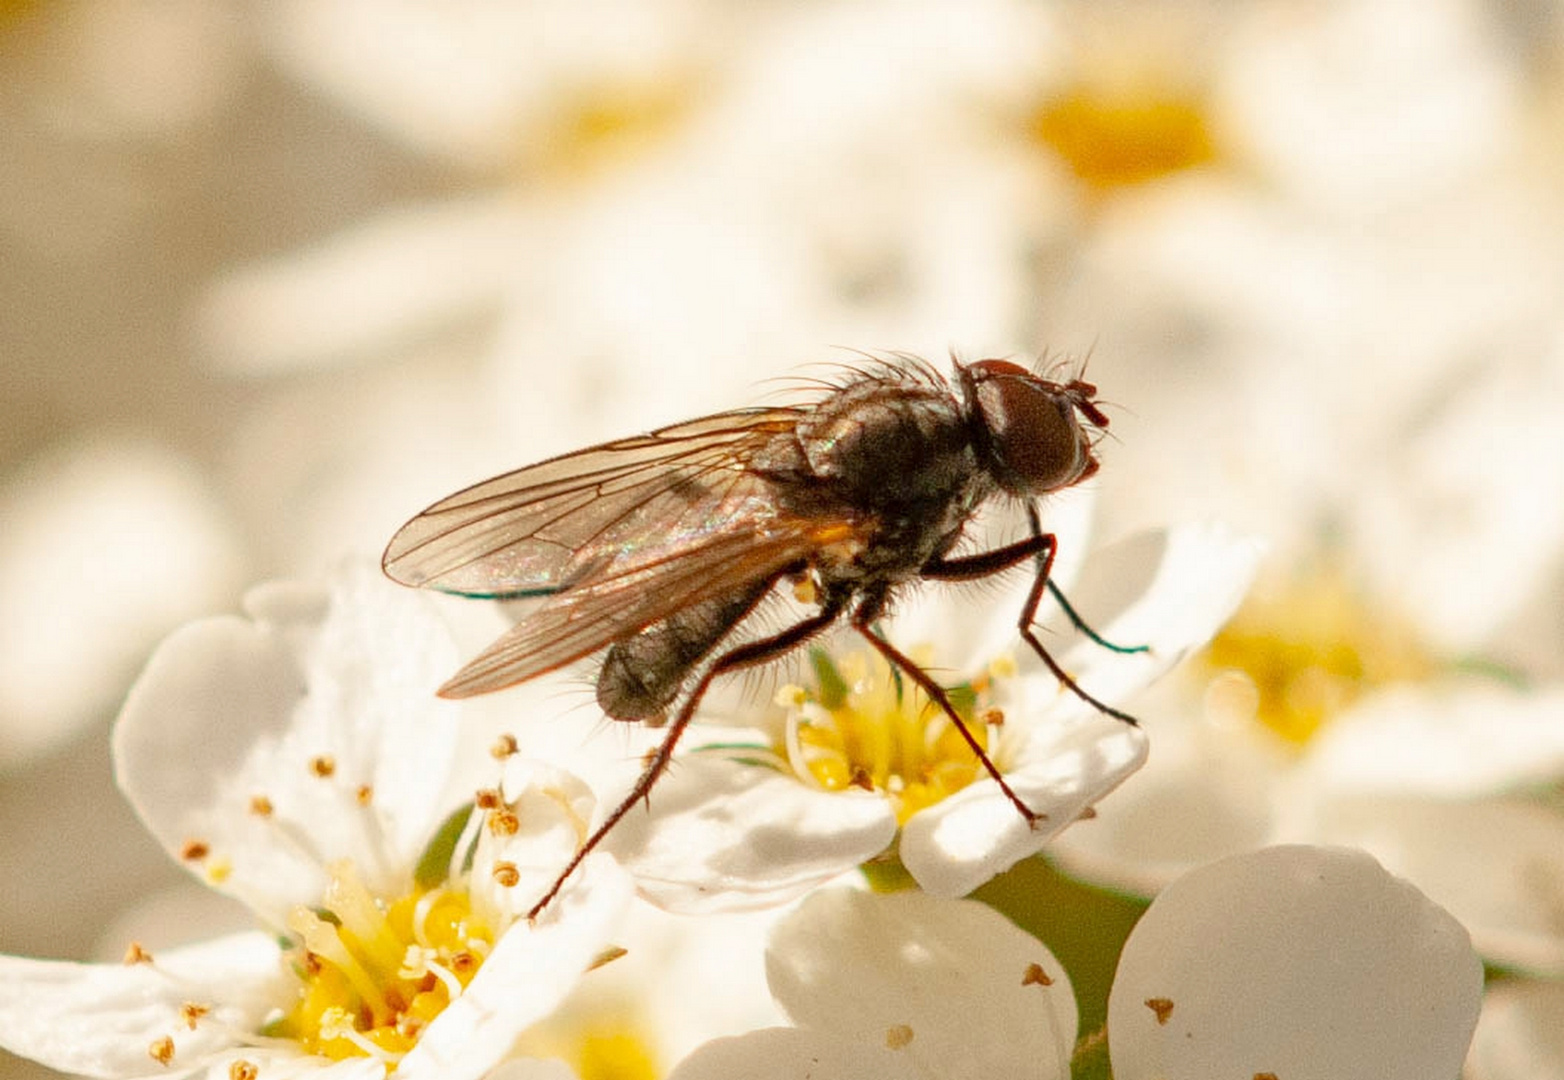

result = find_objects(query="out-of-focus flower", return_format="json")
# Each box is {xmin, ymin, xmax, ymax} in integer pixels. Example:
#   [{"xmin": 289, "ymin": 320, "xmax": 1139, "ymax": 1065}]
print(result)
[
  {"xmin": 1466, "ymin": 978, "xmax": 1564, "ymax": 1080},
  {"xmin": 0, "ymin": 436, "xmax": 241, "ymax": 769},
  {"xmin": 1051, "ymin": 560, "xmax": 1564, "ymax": 976},
  {"xmin": 0, "ymin": 567, "xmax": 633, "ymax": 1079},
  {"xmin": 667, "ymin": 887, "xmax": 1080, "ymax": 1080},
  {"xmin": 1107, "ymin": 844, "xmax": 1482, "ymax": 1080},
  {"xmin": 601, "ymin": 514, "xmax": 1261, "ymax": 911}
]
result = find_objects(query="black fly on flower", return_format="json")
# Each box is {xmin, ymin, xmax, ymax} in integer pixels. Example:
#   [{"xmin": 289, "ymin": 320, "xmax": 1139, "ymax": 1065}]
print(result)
[{"xmin": 383, "ymin": 354, "xmax": 1144, "ymax": 916}]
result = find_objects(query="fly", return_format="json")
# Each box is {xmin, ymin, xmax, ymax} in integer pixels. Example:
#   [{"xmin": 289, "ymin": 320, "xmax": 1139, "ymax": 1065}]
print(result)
[{"xmin": 383, "ymin": 355, "xmax": 1143, "ymax": 916}]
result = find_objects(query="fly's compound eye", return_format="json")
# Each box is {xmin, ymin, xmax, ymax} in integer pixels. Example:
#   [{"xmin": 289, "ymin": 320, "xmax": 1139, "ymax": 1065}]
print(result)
[{"xmin": 966, "ymin": 361, "xmax": 1097, "ymax": 496}]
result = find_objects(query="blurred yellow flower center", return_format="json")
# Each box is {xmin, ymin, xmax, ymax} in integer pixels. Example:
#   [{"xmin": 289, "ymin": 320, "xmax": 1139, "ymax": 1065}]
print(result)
[
  {"xmin": 1029, "ymin": 82, "xmax": 1217, "ymax": 190},
  {"xmin": 778, "ymin": 647, "xmax": 1010, "ymax": 825},
  {"xmin": 1203, "ymin": 566, "xmax": 1433, "ymax": 746},
  {"xmin": 269, "ymin": 861, "xmax": 494, "ymax": 1067},
  {"xmin": 530, "ymin": 76, "xmax": 695, "ymax": 179},
  {"xmin": 514, "ymin": 1007, "xmax": 660, "ymax": 1080}
]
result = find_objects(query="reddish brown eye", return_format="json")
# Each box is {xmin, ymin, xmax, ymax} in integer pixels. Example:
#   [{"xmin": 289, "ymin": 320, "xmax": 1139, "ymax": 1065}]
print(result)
[{"xmin": 966, "ymin": 363, "xmax": 1094, "ymax": 496}]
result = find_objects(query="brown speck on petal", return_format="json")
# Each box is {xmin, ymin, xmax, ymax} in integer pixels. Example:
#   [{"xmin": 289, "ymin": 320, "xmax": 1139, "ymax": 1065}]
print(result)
[
  {"xmin": 979, "ymin": 706, "xmax": 1005, "ymax": 726},
  {"xmin": 492, "ymin": 861, "xmax": 520, "ymax": 887},
  {"xmin": 1254, "ymin": 1074, "xmax": 1280, "ymax": 1080},
  {"xmin": 1022, "ymin": 962, "xmax": 1054, "ymax": 987},
  {"xmin": 356, "ymin": 784, "xmax": 373, "ymax": 806},
  {"xmin": 491, "ymin": 733, "xmax": 519, "ymax": 759},
  {"xmin": 1145, "ymin": 997, "xmax": 1175, "ymax": 1025},
  {"xmin": 309, "ymin": 755, "xmax": 336, "ymax": 778},
  {"xmin": 180, "ymin": 839, "xmax": 209, "ymax": 862},
  {"xmin": 229, "ymin": 1061, "xmax": 258, "ymax": 1080},
  {"xmin": 589, "ymin": 945, "xmax": 629, "ymax": 971},
  {"xmin": 248, "ymin": 794, "xmax": 274, "ymax": 817},
  {"xmin": 885, "ymin": 1024, "xmax": 914, "ymax": 1050},
  {"xmin": 123, "ymin": 941, "xmax": 154, "ymax": 965},
  {"xmin": 179, "ymin": 1003, "xmax": 209, "ymax": 1030},
  {"xmin": 1077, "ymin": 805, "xmax": 1098, "ymax": 820},
  {"xmin": 148, "ymin": 1036, "xmax": 175, "ymax": 1066}
]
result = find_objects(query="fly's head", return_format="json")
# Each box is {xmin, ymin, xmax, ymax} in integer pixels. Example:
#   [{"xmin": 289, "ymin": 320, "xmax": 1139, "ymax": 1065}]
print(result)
[{"xmin": 959, "ymin": 358, "xmax": 1111, "ymax": 498}]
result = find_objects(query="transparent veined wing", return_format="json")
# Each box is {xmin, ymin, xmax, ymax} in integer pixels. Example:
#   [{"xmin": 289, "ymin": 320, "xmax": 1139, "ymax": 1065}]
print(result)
[
  {"xmin": 383, "ymin": 407, "xmax": 803, "ymax": 598},
  {"xmin": 435, "ymin": 518, "xmax": 837, "ymax": 697}
]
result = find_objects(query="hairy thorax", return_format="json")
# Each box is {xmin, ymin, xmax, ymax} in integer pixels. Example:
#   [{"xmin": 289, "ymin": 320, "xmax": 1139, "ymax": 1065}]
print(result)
[{"xmin": 756, "ymin": 377, "xmax": 993, "ymax": 586}]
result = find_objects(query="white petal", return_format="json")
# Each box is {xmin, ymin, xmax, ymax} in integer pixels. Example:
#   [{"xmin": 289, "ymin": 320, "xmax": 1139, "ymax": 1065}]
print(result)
[
  {"xmin": 1466, "ymin": 979, "xmax": 1564, "ymax": 1080},
  {"xmin": 0, "ymin": 932, "xmax": 283, "ymax": 1078},
  {"xmin": 469, "ymin": 759, "xmax": 598, "ymax": 925},
  {"xmin": 1047, "ymin": 711, "xmax": 1282, "ymax": 896},
  {"xmin": 1053, "ymin": 524, "xmax": 1264, "ymax": 705},
  {"xmin": 195, "ymin": 196, "xmax": 525, "ymax": 375},
  {"xmin": 668, "ymin": 1027, "xmax": 921, "ymax": 1080},
  {"xmin": 901, "ymin": 710, "xmax": 1148, "ymax": 897},
  {"xmin": 113, "ymin": 565, "xmax": 462, "ymax": 923},
  {"xmin": 605, "ymin": 755, "xmax": 898, "ymax": 913},
  {"xmin": 398, "ymin": 854, "xmax": 633, "ymax": 1080},
  {"xmin": 766, "ymin": 890, "xmax": 1077, "ymax": 1080},
  {"xmin": 0, "ymin": 437, "xmax": 240, "ymax": 768},
  {"xmin": 1302, "ymin": 681, "xmax": 1564, "ymax": 798},
  {"xmin": 1108, "ymin": 845, "xmax": 1482, "ymax": 1080},
  {"xmin": 1306, "ymin": 794, "xmax": 1564, "ymax": 974}
]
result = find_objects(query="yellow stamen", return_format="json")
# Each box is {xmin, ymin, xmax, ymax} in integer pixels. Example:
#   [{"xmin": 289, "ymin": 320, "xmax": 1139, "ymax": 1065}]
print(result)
[
  {"xmin": 779, "ymin": 648, "xmax": 999, "ymax": 825},
  {"xmin": 274, "ymin": 861, "xmax": 496, "ymax": 1067}
]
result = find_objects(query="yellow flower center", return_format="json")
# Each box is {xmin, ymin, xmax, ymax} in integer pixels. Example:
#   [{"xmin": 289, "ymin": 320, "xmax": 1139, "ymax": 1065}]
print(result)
[
  {"xmin": 779, "ymin": 647, "xmax": 1010, "ymax": 825},
  {"xmin": 1202, "ymin": 565, "xmax": 1434, "ymax": 746},
  {"xmin": 1028, "ymin": 81, "xmax": 1217, "ymax": 191},
  {"xmin": 513, "ymin": 1008, "xmax": 661, "ymax": 1080},
  {"xmin": 267, "ymin": 861, "xmax": 495, "ymax": 1067}
]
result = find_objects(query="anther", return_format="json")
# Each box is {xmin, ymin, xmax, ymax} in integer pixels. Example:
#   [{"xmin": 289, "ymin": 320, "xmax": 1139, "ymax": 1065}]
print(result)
[{"xmin": 1022, "ymin": 962, "xmax": 1053, "ymax": 987}]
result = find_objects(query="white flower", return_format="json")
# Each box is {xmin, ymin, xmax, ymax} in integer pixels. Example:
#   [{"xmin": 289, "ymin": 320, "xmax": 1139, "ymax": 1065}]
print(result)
[
  {"xmin": 1050, "ymin": 563, "xmax": 1564, "ymax": 976},
  {"xmin": 666, "ymin": 887, "xmax": 1080, "ymax": 1080},
  {"xmin": 1466, "ymin": 978, "xmax": 1564, "ymax": 1080},
  {"xmin": 0, "ymin": 566, "xmax": 632, "ymax": 1080},
  {"xmin": 1107, "ymin": 844, "xmax": 1483, "ymax": 1080},
  {"xmin": 601, "ymin": 513, "xmax": 1261, "ymax": 911}
]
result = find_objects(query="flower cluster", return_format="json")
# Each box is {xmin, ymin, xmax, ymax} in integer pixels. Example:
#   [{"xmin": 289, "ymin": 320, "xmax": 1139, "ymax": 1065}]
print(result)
[{"xmin": 0, "ymin": 507, "xmax": 1487, "ymax": 1078}]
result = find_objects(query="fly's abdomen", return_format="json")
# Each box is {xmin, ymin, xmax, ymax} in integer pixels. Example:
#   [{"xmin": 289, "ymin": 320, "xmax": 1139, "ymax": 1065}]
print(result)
[{"xmin": 595, "ymin": 580, "xmax": 773, "ymax": 721}]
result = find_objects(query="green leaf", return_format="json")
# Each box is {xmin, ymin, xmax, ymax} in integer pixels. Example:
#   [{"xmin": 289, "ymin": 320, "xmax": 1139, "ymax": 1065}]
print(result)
[
  {"xmin": 810, "ymin": 647, "xmax": 849, "ymax": 709},
  {"xmin": 415, "ymin": 802, "xmax": 477, "ymax": 890}
]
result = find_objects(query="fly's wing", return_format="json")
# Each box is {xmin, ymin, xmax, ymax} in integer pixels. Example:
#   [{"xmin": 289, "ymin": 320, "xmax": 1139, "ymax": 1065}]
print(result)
[
  {"xmin": 382, "ymin": 407, "xmax": 802, "ymax": 598},
  {"xmin": 435, "ymin": 520, "xmax": 832, "ymax": 697}
]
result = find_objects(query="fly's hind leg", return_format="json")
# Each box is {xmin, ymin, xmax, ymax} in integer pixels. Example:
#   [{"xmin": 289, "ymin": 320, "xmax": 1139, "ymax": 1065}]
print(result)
[{"xmin": 526, "ymin": 595, "xmax": 847, "ymax": 920}]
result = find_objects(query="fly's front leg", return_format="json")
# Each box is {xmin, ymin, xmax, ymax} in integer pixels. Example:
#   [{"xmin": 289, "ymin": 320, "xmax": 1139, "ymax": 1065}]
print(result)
[
  {"xmin": 1024, "ymin": 505, "xmax": 1149, "ymax": 657},
  {"xmin": 923, "ymin": 513, "xmax": 1141, "ymax": 726},
  {"xmin": 1011, "ymin": 518, "xmax": 1140, "ymax": 726}
]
